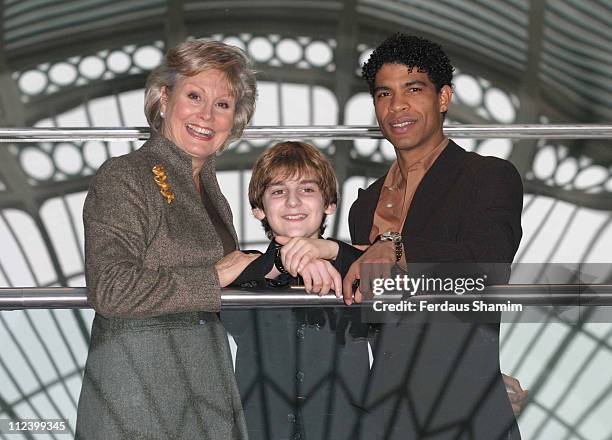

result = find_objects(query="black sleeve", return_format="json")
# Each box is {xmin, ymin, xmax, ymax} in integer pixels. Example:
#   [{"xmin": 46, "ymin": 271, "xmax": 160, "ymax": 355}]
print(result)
[
  {"xmin": 228, "ymin": 249, "xmax": 271, "ymax": 289},
  {"xmin": 348, "ymin": 190, "xmax": 373, "ymax": 246},
  {"xmin": 348, "ymin": 198, "xmax": 359, "ymax": 245},
  {"xmin": 327, "ymin": 238, "xmax": 364, "ymax": 277}
]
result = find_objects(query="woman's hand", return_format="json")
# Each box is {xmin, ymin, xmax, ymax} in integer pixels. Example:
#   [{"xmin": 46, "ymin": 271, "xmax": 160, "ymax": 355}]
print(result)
[
  {"xmin": 274, "ymin": 236, "xmax": 339, "ymax": 277},
  {"xmin": 215, "ymin": 250, "xmax": 260, "ymax": 287}
]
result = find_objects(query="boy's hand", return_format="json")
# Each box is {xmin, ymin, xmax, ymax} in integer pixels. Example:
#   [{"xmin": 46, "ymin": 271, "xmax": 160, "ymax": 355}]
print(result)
[
  {"xmin": 299, "ymin": 259, "xmax": 342, "ymax": 297},
  {"xmin": 215, "ymin": 250, "xmax": 260, "ymax": 287},
  {"xmin": 343, "ymin": 241, "xmax": 396, "ymax": 304},
  {"xmin": 275, "ymin": 236, "xmax": 339, "ymax": 277}
]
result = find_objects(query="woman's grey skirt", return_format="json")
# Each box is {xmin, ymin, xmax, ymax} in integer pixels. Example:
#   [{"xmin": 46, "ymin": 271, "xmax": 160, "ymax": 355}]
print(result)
[{"xmin": 76, "ymin": 311, "xmax": 247, "ymax": 440}]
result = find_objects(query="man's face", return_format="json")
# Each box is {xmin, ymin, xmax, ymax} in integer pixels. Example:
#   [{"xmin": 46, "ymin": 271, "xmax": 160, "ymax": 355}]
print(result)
[
  {"xmin": 373, "ymin": 63, "xmax": 452, "ymax": 153},
  {"xmin": 252, "ymin": 173, "xmax": 336, "ymax": 239}
]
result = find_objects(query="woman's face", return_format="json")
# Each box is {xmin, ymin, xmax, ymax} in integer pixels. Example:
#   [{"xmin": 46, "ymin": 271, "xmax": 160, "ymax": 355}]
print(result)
[{"xmin": 160, "ymin": 69, "xmax": 236, "ymax": 164}]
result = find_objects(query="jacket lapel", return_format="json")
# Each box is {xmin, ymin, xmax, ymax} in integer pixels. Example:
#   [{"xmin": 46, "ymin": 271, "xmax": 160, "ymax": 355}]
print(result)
[
  {"xmin": 354, "ymin": 177, "xmax": 385, "ymax": 244},
  {"xmin": 200, "ymin": 156, "xmax": 239, "ymax": 246},
  {"xmin": 402, "ymin": 141, "xmax": 467, "ymax": 237}
]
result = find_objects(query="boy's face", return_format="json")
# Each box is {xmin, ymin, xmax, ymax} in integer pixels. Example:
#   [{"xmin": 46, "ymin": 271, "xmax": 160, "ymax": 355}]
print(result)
[{"xmin": 253, "ymin": 173, "xmax": 336, "ymax": 239}]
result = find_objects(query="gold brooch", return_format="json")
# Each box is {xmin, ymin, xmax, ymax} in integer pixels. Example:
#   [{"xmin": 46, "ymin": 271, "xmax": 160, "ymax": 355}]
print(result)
[{"xmin": 151, "ymin": 165, "xmax": 175, "ymax": 204}]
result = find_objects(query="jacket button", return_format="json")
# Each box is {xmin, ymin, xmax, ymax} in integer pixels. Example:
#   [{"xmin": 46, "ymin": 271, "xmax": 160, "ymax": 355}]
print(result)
[
  {"xmin": 296, "ymin": 371, "xmax": 305, "ymax": 382},
  {"xmin": 287, "ymin": 413, "xmax": 296, "ymax": 423},
  {"xmin": 296, "ymin": 328, "xmax": 305, "ymax": 339}
]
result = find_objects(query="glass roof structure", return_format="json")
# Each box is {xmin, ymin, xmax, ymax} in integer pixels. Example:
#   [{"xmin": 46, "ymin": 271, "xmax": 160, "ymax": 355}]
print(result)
[{"xmin": 0, "ymin": 1, "xmax": 611, "ymax": 438}]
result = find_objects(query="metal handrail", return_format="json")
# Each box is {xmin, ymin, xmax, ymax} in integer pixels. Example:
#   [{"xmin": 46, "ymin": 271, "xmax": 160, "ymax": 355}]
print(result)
[
  {"xmin": 1, "ymin": 285, "xmax": 611, "ymax": 310},
  {"xmin": 1, "ymin": 124, "xmax": 612, "ymax": 142}
]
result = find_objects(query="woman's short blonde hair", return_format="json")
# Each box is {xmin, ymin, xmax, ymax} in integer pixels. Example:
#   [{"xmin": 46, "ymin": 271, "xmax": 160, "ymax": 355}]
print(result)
[{"xmin": 144, "ymin": 39, "xmax": 257, "ymax": 152}]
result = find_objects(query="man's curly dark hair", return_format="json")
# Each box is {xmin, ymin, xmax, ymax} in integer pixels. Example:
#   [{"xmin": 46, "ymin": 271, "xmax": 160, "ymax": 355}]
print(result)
[{"xmin": 362, "ymin": 33, "xmax": 454, "ymax": 96}]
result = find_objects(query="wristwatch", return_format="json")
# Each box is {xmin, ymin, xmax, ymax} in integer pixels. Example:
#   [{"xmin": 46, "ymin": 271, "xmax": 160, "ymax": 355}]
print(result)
[{"xmin": 377, "ymin": 231, "xmax": 403, "ymax": 261}]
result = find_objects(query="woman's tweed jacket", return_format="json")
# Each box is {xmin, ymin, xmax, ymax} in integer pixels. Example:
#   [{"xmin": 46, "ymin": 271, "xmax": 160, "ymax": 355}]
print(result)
[{"xmin": 75, "ymin": 134, "xmax": 247, "ymax": 440}]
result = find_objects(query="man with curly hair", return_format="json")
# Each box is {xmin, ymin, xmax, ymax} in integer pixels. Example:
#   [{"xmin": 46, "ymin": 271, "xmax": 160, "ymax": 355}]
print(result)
[{"xmin": 343, "ymin": 34, "xmax": 524, "ymax": 439}]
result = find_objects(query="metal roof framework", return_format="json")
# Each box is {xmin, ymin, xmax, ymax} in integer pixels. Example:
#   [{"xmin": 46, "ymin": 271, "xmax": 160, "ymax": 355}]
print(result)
[{"xmin": 0, "ymin": 1, "xmax": 611, "ymax": 438}]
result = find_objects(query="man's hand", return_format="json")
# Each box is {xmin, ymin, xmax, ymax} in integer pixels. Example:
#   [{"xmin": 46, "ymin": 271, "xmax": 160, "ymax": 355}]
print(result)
[
  {"xmin": 502, "ymin": 373, "xmax": 529, "ymax": 416},
  {"xmin": 299, "ymin": 259, "xmax": 342, "ymax": 297},
  {"xmin": 215, "ymin": 250, "xmax": 260, "ymax": 287},
  {"xmin": 343, "ymin": 240, "xmax": 396, "ymax": 305},
  {"xmin": 275, "ymin": 236, "xmax": 339, "ymax": 276}
]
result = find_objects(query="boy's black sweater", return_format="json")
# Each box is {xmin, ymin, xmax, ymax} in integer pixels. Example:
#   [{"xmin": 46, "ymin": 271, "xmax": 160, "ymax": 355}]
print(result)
[{"xmin": 222, "ymin": 239, "xmax": 370, "ymax": 440}]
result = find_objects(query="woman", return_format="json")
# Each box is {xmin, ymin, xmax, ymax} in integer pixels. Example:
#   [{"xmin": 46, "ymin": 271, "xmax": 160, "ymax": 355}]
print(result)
[{"xmin": 75, "ymin": 39, "xmax": 258, "ymax": 440}]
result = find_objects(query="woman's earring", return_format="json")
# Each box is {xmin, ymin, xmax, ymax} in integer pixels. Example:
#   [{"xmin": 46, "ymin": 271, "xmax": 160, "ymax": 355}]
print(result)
[{"xmin": 160, "ymin": 111, "xmax": 165, "ymax": 118}]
